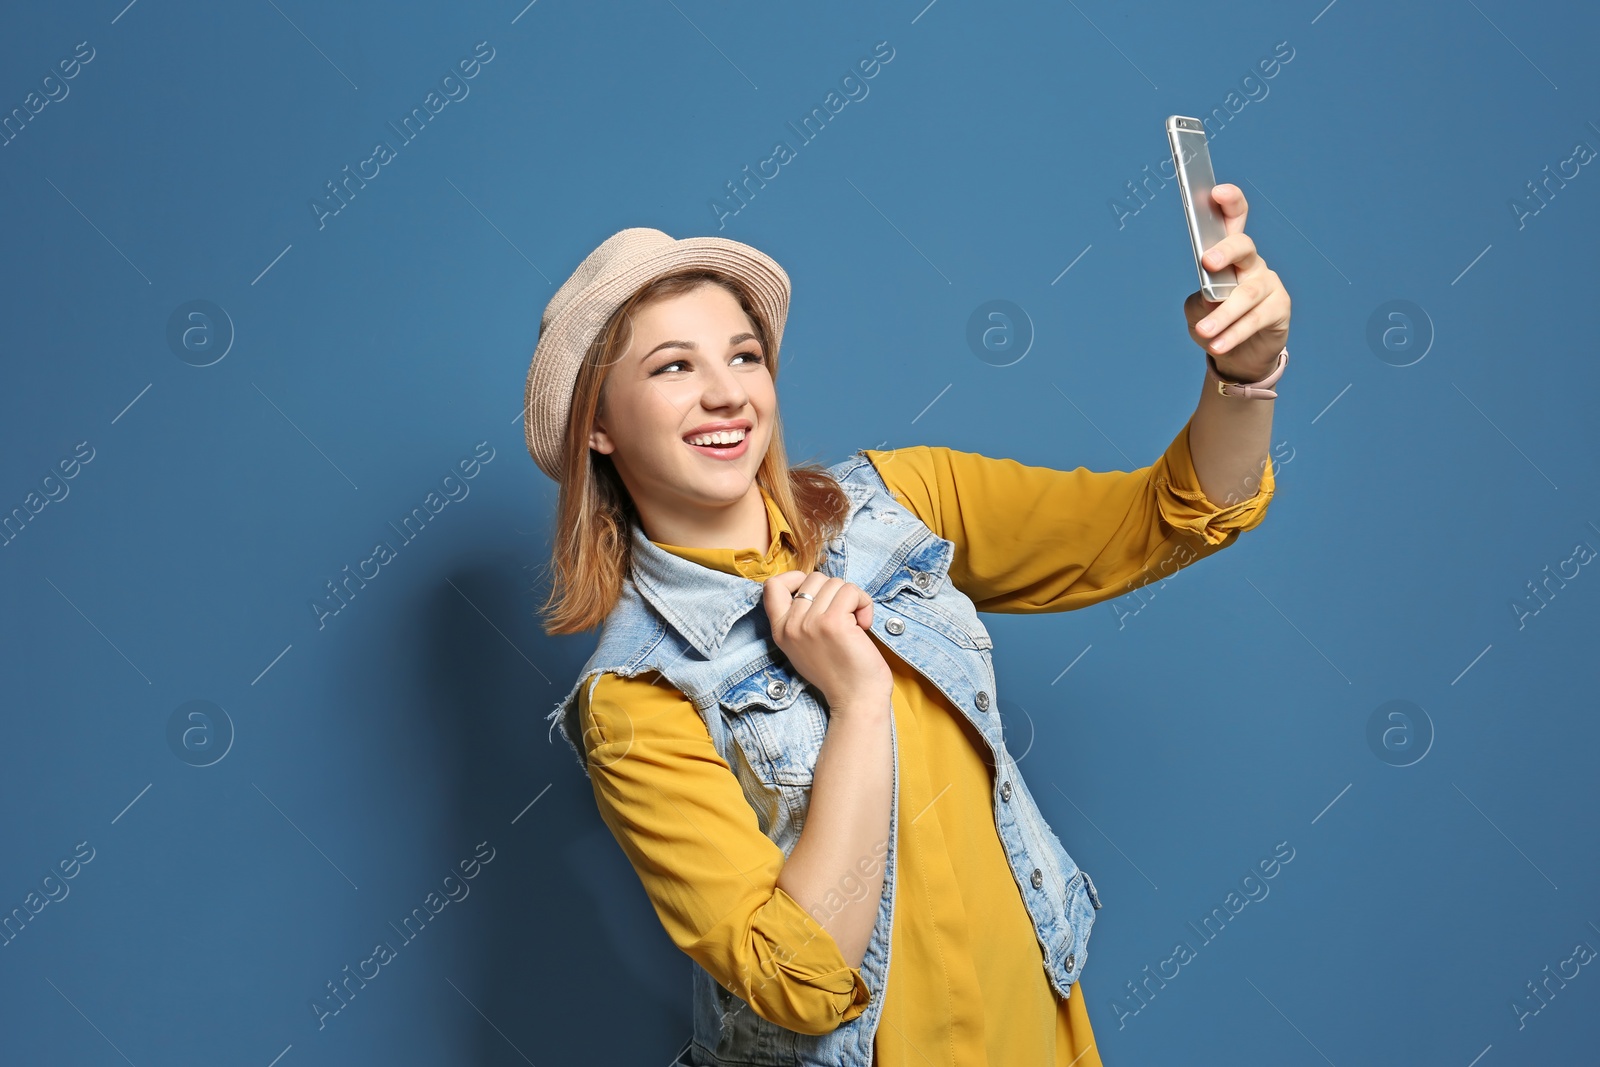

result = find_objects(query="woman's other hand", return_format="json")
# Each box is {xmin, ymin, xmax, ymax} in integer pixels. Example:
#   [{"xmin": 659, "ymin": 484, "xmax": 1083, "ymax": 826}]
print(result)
[{"xmin": 762, "ymin": 570, "xmax": 892, "ymax": 715}]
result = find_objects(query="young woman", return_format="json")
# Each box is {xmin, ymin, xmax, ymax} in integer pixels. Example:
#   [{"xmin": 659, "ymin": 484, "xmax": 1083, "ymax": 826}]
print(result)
[{"xmin": 524, "ymin": 200, "xmax": 1290, "ymax": 1066}]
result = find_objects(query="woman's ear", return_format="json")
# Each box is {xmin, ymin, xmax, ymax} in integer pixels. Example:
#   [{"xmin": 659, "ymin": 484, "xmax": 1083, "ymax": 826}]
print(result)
[
  {"xmin": 588, "ymin": 409, "xmax": 615, "ymax": 455},
  {"xmin": 588, "ymin": 395, "xmax": 611, "ymax": 457}
]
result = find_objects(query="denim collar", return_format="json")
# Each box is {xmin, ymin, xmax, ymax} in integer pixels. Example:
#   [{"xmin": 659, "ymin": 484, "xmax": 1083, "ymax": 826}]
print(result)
[{"xmin": 627, "ymin": 474, "xmax": 877, "ymax": 659}]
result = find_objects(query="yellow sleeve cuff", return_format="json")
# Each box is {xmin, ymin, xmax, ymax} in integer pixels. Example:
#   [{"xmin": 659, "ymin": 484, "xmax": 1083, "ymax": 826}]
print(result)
[
  {"xmin": 1157, "ymin": 421, "xmax": 1276, "ymax": 546},
  {"xmin": 694, "ymin": 884, "xmax": 871, "ymax": 1035}
]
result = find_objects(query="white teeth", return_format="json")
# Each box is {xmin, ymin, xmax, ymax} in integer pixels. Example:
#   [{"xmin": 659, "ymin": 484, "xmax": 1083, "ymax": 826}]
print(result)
[{"xmin": 686, "ymin": 428, "xmax": 747, "ymax": 446}]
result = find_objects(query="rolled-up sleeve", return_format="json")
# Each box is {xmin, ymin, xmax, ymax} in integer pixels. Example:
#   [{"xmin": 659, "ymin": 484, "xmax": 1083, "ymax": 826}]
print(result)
[
  {"xmin": 863, "ymin": 412, "xmax": 1273, "ymax": 614},
  {"xmin": 579, "ymin": 671, "xmax": 870, "ymax": 1035}
]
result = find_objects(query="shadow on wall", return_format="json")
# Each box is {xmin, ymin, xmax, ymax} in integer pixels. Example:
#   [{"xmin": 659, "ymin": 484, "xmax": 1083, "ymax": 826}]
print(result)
[{"xmin": 419, "ymin": 559, "xmax": 689, "ymax": 1063}]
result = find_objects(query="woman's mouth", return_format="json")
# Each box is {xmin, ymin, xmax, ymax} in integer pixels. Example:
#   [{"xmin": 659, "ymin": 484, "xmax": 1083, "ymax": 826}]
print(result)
[{"xmin": 684, "ymin": 426, "xmax": 750, "ymax": 461}]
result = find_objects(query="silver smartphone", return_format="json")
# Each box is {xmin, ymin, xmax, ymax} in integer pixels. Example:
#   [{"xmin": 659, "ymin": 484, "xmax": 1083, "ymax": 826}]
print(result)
[{"xmin": 1165, "ymin": 115, "xmax": 1237, "ymax": 302}]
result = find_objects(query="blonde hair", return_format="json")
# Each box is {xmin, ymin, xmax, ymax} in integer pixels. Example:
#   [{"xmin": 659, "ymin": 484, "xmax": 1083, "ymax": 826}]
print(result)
[{"xmin": 536, "ymin": 269, "xmax": 850, "ymax": 636}]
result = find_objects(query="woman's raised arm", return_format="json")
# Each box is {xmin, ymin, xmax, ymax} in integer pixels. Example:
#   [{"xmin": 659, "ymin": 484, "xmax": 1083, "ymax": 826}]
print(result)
[{"xmin": 862, "ymin": 414, "xmax": 1275, "ymax": 616}]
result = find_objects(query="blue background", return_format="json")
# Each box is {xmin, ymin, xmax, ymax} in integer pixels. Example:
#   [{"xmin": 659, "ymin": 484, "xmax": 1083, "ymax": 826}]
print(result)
[{"xmin": 3, "ymin": 1, "xmax": 1597, "ymax": 1064}]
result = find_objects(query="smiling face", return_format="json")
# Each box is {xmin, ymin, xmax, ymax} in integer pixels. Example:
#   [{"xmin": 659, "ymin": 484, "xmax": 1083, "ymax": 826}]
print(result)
[{"xmin": 588, "ymin": 281, "xmax": 776, "ymax": 545}]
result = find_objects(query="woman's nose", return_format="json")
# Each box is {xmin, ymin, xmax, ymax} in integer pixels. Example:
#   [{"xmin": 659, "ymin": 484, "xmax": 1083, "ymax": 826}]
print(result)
[{"xmin": 698, "ymin": 360, "xmax": 749, "ymax": 410}]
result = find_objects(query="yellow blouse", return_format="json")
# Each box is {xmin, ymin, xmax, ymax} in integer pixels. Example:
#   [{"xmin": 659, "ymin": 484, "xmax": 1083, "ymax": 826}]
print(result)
[{"xmin": 577, "ymin": 413, "xmax": 1274, "ymax": 1065}]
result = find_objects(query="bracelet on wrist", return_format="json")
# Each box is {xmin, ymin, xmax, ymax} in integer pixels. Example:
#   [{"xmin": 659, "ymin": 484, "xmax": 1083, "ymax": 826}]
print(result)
[{"xmin": 1207, "ymin": 347, "xmax": 1288, "ymax": 400}]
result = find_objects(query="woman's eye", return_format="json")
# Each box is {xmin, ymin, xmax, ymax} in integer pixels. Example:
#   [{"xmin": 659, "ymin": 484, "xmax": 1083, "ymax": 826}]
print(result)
[{"xmin": 651, "ymin": 352, "xmax": 764, "ymax": 375}]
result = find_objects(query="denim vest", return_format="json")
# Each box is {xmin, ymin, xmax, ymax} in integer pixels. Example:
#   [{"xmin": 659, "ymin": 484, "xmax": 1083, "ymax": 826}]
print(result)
[{"xmin": 547, "ymin": 450, "xmax": 1103, "ymax": 1067}]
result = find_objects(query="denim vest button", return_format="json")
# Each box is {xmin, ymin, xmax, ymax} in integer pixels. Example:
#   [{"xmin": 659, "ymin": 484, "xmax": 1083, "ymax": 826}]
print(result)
[
  {"xmin": 974, "ymin": 690, "xmax": 990, "ymax": 711},
  {"xmin": 1065, "ymin": 952, "xmax": 1076, "ymax": 972},
  {"xmin": 1031, "ymin": 867, "xmax": 1043, "ymax": 889},
  {"xmin": 885, "ymin": 617, "xmax": 905, "ymax": 635},
  {"xmin": 912, "ymin": 570, "xmax": 930, "ymax": 589},
  {"xmin": 1000, "ymin": 780, "xmax": 1012, "ymax": 802},
  {"xmin": 766, "ymin": 679, "xmax": 788, "ymax": 700}
]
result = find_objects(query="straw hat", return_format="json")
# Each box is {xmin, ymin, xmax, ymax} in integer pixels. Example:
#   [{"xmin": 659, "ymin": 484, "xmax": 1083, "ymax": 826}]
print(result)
[{"xmin": 522, "ymin": 227, "xmax": 791, "ymax": 482}]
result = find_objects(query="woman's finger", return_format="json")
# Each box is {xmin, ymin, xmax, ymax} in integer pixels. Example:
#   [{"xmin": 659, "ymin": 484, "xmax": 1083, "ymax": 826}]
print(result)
[
  {"xmin": 1206, "ymin": 289, "xmax": 1289, "ymax": 355},
  {"xmin": 1193, "ymin": 277, "xmax": 1270, "ymax": 346},
  {"xmin": 768, "ymin": 569, "xmax": 806, "ymax": 592},
  {"xmin": 1201, "ymin": 231, "xmax": 1258, "ymax": 274},
  {"xmin": 808, "ymin": 576, "xmax": 852, "ymax": 621},
  {"xmin": 762, "ymin": 569, "xmax": 812, "ymax": 629},
  {"xmin": 819, "ymin": 579, "xmax": 875, "ymax": 633},
  {"xmin": 1212, "ymin": 183, "xmax": 1249, "ymax": 236}
]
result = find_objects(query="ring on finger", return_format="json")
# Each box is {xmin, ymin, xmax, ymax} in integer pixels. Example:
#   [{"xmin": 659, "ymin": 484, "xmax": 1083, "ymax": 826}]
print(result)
[{"xmin": 794, "ymin": 592, "xmax": 816, "ymax": 602}]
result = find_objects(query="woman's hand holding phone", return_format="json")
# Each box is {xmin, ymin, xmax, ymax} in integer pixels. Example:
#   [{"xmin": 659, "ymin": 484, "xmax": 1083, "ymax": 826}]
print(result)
[
  {"xmin": 1183, "ymin": 183, "xmax": 1293, "ymax": 382},
  {"xmin": 762, "ymin": 570, "xmax": 892, "ymax": 718}
]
